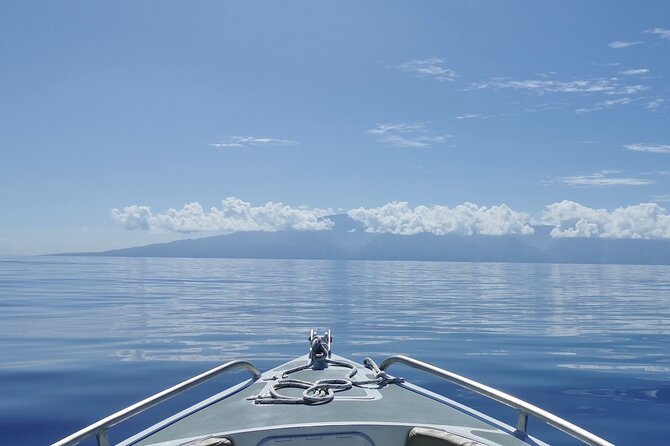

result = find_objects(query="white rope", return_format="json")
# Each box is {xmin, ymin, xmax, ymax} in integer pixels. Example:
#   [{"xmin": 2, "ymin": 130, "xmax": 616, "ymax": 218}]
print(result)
[{"xmin": 248, "ymin": 357, "xmax": 402, "ymax": 405}]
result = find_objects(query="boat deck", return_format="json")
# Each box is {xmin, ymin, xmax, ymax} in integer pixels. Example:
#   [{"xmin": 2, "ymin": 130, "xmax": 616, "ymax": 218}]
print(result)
[{"xmin": 128, "ymin": 355, "xmax": 535, "ymax": 446}]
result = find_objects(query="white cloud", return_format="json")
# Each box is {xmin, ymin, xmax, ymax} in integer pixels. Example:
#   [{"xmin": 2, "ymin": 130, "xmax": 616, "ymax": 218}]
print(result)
[
  {"xmin": 524, "ymin": 102, "xmax": 567, "ymax": 113},
  {"xmin": 112, "ymin": 198, "xmax": 670, "ymax": 240},
  {"xmin": 646, "ymin": 98, "xmax": 664, "ymax": 110},
  {"xmin": 624, "ymin": 143, "xmax": 670, "ymax": 154},
  {"xmin": 210, "ymin": 136, "xmax": 298, "ymax": 148},
  {"xmin": 368, "ymin": 122, "xmax": 451, "ymax": 148},
  {"xmin": 558, "ymin": 170, "xmax": 654, "ymax": 187},
  {"xmin": 391, "ymin": 57, "xmax": 456, "ymax": 82},
  {"xmin": 112, "ymin": 205, "xmax": 155, "ymax": 230},
  {"xmin": 534, "ymin": 71, "xmax": 558, "ymax": 78},
  {"xmin": 470, "ymin": 76, "xmax": 648, "ymax": 96},
  {"xmin": 619, "ymin": 68, "xmax": 649, "ymax": 76},
  {"xmin": 616, "ymin": 84, "xmax": 649, "ymax": 95},
  {"xmin": 111, "ymin": 198, "xmax": 333, "ymax": 233},
  {"xmin": 347, "ymin": 202, "xmax": 534, "ymax": 236},
  {"xmin": 575, "ymin": 97, "xmax": 635, "ymax": 113},
  {"xmin": 644, "ymin": 28, "xmax": 670, "ymax": 40},
  {"xmin": 542, "ymin": 200, "xmax": 670, "ymax": 239},
  {"xmin": 608, "ymin": 41, "xmax": 642, "ymax": 48},
  {"xmin": 653, "ymin": 195, "xmax": 670, "ymax": 203},
  {"xmin": 454, "ymin": 113, "xmax": 496, "ymax": 120}
]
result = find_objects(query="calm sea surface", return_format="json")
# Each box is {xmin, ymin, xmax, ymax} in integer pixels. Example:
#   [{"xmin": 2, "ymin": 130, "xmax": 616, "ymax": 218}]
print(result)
[{"xmin": 1, "ymin": 256, "xmax": 669, "ymax": 445}]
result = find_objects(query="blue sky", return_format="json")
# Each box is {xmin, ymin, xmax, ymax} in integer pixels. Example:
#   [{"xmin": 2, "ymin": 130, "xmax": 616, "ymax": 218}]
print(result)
[{"xmin": 1, "ymin": 1, "xmax": 669, "ymax": 255}]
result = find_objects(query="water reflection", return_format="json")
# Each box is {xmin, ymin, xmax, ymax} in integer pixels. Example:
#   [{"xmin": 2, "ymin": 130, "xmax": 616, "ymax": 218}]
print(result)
[
  {"xmin": 2, "ymin": 256, "xmax": 670, "ymax": 445},
  {"xmin": 2, "ymin": 257, "xmax": 670, "ymax": 365}
]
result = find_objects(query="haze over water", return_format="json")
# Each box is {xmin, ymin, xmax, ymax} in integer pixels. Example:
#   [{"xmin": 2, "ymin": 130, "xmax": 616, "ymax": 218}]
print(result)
[{"xmin": 1, "ymin": 256, "xmax": 669, "ymax": 445}]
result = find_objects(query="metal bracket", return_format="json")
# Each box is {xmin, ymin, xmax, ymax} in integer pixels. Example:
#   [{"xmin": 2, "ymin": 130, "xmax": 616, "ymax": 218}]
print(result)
[{"xmin": 309, "ymin": 328, "xmax": 332, "ymax": 363}]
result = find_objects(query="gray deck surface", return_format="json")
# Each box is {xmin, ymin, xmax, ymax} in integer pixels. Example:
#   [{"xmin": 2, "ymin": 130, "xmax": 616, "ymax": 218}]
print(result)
[{"xmin": 134, "ymin": 356, "xmax": 529, "ymax": 446}]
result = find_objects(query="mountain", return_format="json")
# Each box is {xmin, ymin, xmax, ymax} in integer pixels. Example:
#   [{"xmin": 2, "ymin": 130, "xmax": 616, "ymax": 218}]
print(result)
[{"xmin": 59, "ymin": 216, "xmax": 670, "ymax": 265}]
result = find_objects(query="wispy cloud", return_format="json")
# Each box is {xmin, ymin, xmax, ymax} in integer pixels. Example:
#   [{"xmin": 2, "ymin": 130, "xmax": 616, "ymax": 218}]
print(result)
[
  {"xmin": 469, "ymin": 76, "xmax": 648, "ymax": 96},
  {"xmin": 391, "ymin": 57, "xmax": 456, "ymax": 82},
  {"xmin": 646, "ymin": 98, "xmax": 664, "ymax": 111},
  {"xmin": 644, "ymin": 28, "xmax": 670, "ymax": 40},
  {"xmin": 454, "ymin": 113, "xmax": 496, "ymax": 120},
  {"xmin": 592, "ymin": 98, "xmax": 635, "ymax": 111},
  {"xmin": 368, "ymin": 122, "xmax": 451, "ymax": 148},
  {"xmin": 575, "ymin": 97, "xmax": 635, "ymax": 113},
  {"xmin": 111, "ymin": 198, "xmax": 333, "ymax": 233},
  {"xmin": 524, "ymin": 102, "xmax": 568, "ymax": 113},
  {"xmin": 624, "ymin": 143, "xmax": 670, "ymax": 154},
  {"xmin": 534, "ymin": 71, "xmax": 559, "ymax": 78},
  {"xmin": 608, "ymin": 41, "xmax": 642, "ymax": 49},
  {"xmin": 619, "ymin": 68, "xmax": 649, "ymax": 76},
  {"xmin": 210, "ymin": 136, "xmax": 298, "ymax": 148},
  {"xmin": 558, "ymin": 170, "xmax": 654, "ymax": 187},
  {"xmin": 653, "ymin": 195, "xmax": 670, "ymax": 203}
]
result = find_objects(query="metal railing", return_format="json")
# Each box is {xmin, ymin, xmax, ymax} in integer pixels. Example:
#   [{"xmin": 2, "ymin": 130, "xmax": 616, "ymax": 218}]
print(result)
[
  {"xmin": 51, "ymin": 360, "xmax": 262, "ymax": 446},
  {"xmin": 379, "ymin": 355, "xmax": 614, "ymax": 446}
]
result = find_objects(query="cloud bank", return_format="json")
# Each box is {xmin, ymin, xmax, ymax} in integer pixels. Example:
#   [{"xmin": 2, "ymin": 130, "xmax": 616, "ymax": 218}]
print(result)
[
  {"xmin": 112, "ymin": 198, "xmax": 670, "ymax": 240},
  {"xmin": 348, "ymin": 202, "xmax": 534, "ymax": 236},
  {"xmin": 542, "ymin": 201, "xmax": 670, "ymax": 239},
  {"xmin": 111, "ymin": 198, "xmax": 333, "ymax": 233}
]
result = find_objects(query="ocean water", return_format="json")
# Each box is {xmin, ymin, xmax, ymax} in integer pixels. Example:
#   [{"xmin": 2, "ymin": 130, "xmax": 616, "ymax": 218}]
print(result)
[{"xmin": 0, "ymin": 256, "xmax": 668, "ymax": 445}]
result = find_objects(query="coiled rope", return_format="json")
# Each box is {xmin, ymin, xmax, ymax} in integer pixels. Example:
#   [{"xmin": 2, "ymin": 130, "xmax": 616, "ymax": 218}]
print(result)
[{"xmin": 248, "ymin": 357, "xmax": 402, "ymax": 405}]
